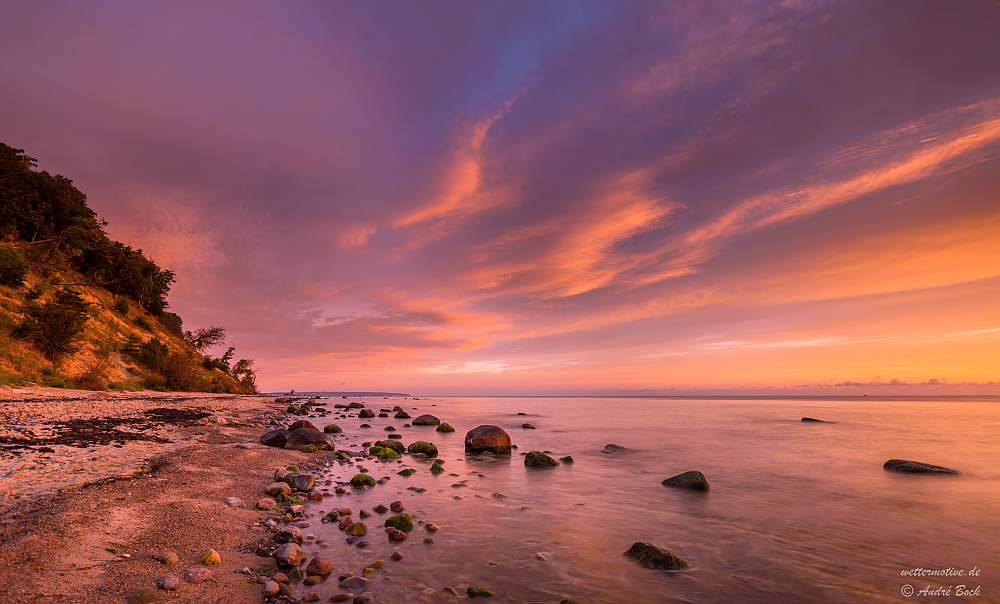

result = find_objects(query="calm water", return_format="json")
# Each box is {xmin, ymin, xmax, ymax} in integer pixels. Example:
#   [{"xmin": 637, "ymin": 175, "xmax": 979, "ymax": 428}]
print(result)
[{"xmin": 292, "ymin": 396, "xmax": 1000, "ymax": 603}]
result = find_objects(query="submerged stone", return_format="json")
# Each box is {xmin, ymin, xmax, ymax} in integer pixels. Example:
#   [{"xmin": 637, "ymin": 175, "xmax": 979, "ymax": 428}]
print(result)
[
  {"xmin": 623, "ymin": 542, "xmax": 688, "ymax": 570},
  {"xmin": 467, "ymin": 586, "xmax": 495, "ymax": 597},
  {"xmin": 407, "ymin": 441, "xmax": 439, "ymax": 457},
  {"xmin": 350, "ymin": 473, "xmax": 376, "ymax": 488},
  {"xmin": 412, "ymin": 414, "xmax": 441, "ymax": 426},
  {"xmin": 524, "ymin": 451, "xmax": 559, "ymax": 467},
  {"xmin": 384, "ymin": 513, "xmax": 414, "ymax": 531},
  {"xmin": 661, "ymin": 471, "xmax": 709, "ymax": 491},
  {"xmin": 436, "ymin": 423, "xmax": 455, "ymax": 432},
  {"xmin": 323, "ymin": 423, "xmax": 343, "ymax": 433},
  {"xmin": 883, "ymin": 459, "xmax": 960, "ymax": 475}
]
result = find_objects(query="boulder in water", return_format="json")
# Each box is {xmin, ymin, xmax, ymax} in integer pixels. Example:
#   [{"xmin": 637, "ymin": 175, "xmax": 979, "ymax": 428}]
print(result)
[
  {"xmin": 623, "ymin": 542, "xmax": 688, "ymax": 570},
  {"xmin": 661, "ymin": 471, "xmax": 709, "ymax": 491},
  {"xmin": 407, "ymin": 441, "xmax": 439, "ymax": 457},
  {"xmin": 412, "ymin": 414, "xmax": 440, "ymax": 426},
  {"xmin": 602, "ymin": 444, "xmax": 627, "ymax": 453},
  {"xmin": 436, "ymin": 423, "xmax": 455, "ymax": 432},
  {"xmin": 284, "ymin": 428, "xmax": 334, "ymax": 451},
  {"xmin": 323, "ymin": 423, "xmax": 343, "ymax": 433},
  {"xmin": 524, "ymin": 451, "xmax": 559, "ymax": 467},
  {"xmin": 884, "ymin": 459, "xmax": 959, "ymax": 475},
  {"xmin": 465, "ymin": 425, "xmax": 512, "ymax": 455}
]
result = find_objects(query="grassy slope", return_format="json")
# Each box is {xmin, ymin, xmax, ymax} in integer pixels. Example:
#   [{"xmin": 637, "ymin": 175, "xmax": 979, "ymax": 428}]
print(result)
[{"xmin": 0, "ymin": 267, "xmax": 242, "ymax": 392}]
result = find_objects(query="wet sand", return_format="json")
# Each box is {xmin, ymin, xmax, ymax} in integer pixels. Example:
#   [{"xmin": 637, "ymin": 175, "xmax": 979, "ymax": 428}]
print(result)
[{"xmin": 0, "ymin": 388, "xmax": 307, "ymax": 603}]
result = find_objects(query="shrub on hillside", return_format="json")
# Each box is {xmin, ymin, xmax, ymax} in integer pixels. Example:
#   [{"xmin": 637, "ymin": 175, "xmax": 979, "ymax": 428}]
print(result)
[
  {"xmin": 14, "ymin": 288, "xmax": 90, "ymax": 360},
  {"xmin": 113, "ymin": 297, "xmax": 130, "ymax": 315},
  {"xmin": 0, "ymin": 246, "xmax": 29, "ymax": 288}
]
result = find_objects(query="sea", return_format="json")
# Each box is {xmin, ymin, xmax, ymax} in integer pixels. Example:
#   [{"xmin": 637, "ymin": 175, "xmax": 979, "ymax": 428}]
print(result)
[{"xmin": 290, "ymin": 395, "xmax": 1000, "ymax": 603}]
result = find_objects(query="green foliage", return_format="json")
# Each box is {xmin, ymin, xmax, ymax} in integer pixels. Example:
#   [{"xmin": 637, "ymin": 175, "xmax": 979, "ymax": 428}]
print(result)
[
  {"xmin": 0, "ymin": 143, "xmax": 174, "ymax": 313},
  {"xmin": 112, "ymin": 297, "xmax": 130, "ymax": 315},
  {"xmin": 231, "ymin": 357, "xmax": 257, "ymax": 393},
  {"xmin": 0, "ymin": 246, "xmax": 29, "ymax": 287},
  {"xmin": 24, "ymin": 279, "xmax": 49, "ymax": 301},
  {"xmin": 184, "ymin": 325, "xmax": 225, "ymax": 351},
  {"xmin": 133, "ymin": 315, "xmax": 152, "ymax": 331},
  {"xmin": 14, "ymin": 288, "xmax": 90, "ymax": 360},
  {"xmin": 122, "ymin": 335, "xmax": 170, "ymax": 373},
  {"xmin": 202, "ymin": 346, "xmax": 234, "ymax": 373},
  {"xmin": 158, "ymin": 311, "xmax": 182, "ymax": 336}
]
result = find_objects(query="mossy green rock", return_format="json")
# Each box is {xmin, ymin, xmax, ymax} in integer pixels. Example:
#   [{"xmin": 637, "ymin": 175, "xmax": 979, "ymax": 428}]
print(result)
[
  {"xmin": 407, "ymin": 441, "xmax": 439, "ymax": 458},
  {"xmin": 374, "ymin": 439, "xmax": 405, "ymax": 454},
  {"xmin": 559, "ymin": 600, "xmax": 582, "ymax": 604},
  {"xmin": 524, "ymin": 451, "xmax": 560, "ymax": 467},
  {"xmin": 661, "ymin": 470, "xmax": 709, "ymax": 491},
  {"xmin": 344, "ymin": 522, "xmax": 368, "ymax": 536},
  {"xmin": 398, "ymin": 468, "xmax": 416, "ymax": 477},
  {"xmin": 411, "ymin": 414, "xmax": 440, "ymax": 426},
  {"xmin": 384, "ymin": 513, "xmax": 414, "ymax": 532},
  {"xmin": 623, "ymin": 542, "xmax": 688, "ymax": 570},
  {"xmin": 323, "ymin": 424, "xmax": 343, "ymax": 433},
  {"xmin": 373, "ymin": 504, "xmax": 388, "ymax": 513},
  {"xmin": 369, "ymin": 446, "xmax": 401, "ymax": 460},
  {"xmin": 430, "ymin": 462, "xmax": 445, "ymax": 475},
  {"xmin": 436, "ymin": 423, "xmax": 455, "ymax": 433},
  {"xmin": 350, "ymin": 473, "xmax": 376, "ymax": 488},
  {"xmin": 467, "ymin": 586, "xmax": 495, "ymax": 597}
]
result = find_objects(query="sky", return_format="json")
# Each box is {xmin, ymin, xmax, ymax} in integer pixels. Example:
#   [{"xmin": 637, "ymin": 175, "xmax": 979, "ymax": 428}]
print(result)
[{"xmin": 1, "ymin": 1, "xmax": 999, "ymax": 395}]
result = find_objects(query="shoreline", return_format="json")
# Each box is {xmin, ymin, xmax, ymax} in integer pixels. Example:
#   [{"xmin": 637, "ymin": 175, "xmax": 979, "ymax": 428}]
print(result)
[{"xmin": 0, "ymin": 388, "xmax": 310, "ymax": 603}]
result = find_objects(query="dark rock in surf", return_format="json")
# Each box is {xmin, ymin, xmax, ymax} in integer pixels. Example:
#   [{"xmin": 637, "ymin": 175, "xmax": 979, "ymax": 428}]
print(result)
[
  {"xmin": 801, "ymin": 417, "xmax": 826, "ymax": 423},
  {"xmin": 412, "ymin": 414, "xmax": 440, "ymax": 426},
  {"xmin": 602, "ymin": 444, "xmax": 626, "ymax": 453},
  {"xmin": 661, "ymin": 471, "xmax": 709, "ymax": 491},
  {"xmin": 883, "ymin": 459, "xmax": 960, "ymax": 475},
  {"xmin": 524, "ymin": 451, "xmax": 559, "ymax": 467},
  {"xmin": 623, "ymin": 541, "xmax": 688, "ymax": 570}
]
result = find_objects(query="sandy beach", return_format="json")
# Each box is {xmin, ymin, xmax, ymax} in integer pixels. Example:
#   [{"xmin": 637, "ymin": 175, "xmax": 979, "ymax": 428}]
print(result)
[{"xmin": 0, "ymin": 387, "xmax": 308, "ymax": 603}]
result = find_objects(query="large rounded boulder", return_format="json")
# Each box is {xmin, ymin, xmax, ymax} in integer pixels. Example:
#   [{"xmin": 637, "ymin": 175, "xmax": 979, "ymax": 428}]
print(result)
[
  {"xmin": 284, "ymin": 428, "xmax": 335, "ymax": 451},
  {"xmin": 412, "ymin": 414, "xmax": 441, "ymax": 426},
  {"xmin": 465, "ymin": 425, "xmax": 512, "ymax": 455},
  {"xmin": 623, "ymin": 542, "xmax": 688, "ymax": 570},
  {"xmin": 288, "ymin": 420, "xmax": 319, "ymax": 432},
  {"xmin": 436, "ymin": 423, "xmax": 455, "ymax": 433},
  {"xmin": 260, "ymin": 429, "xmax": 291, "ymax": 448}
]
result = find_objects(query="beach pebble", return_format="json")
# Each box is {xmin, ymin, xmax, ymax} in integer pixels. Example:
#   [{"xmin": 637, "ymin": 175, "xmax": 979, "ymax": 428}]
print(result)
[
  {"xmin": 302, "ymin": 592, "xmax": 320, "ymax": 602},
  {"xmin": 198, "ymin": 549, "xmax": 221, "ymax": 566},
  {"xmin": 282, "ymin": 472, "xmax": 316, "ymax": 491},
  {"xmin": 623, "ymin": 541, "xmax": 688, "ymax": 570},
  {"xmin": 272, "ymin": 572, "xmax": 289, "ymax": 583},
  {"xmin": 387, "ymin": 528, "xmax": 407, "ymax": 541},
  {"xmin": 390, "ymin": 500, "xmax": 404, "ymax": 512},
  {"xmin": 156, "ymin": 574, "xmax": 179, "ymax": 590},
  {"xmin": 390, "ymin": 551, "xmax": 404, "ymax": 561},
  {"xmin": 559, "ymin": 456, "xmax": 574, "ymax": 464},
  {"xmin": 442, "ymin": 587, "xmax": 459, "ymax": 596},
  {"xmin": 353, "ymin": 593, "xmax": 375, "ymax": 604},
  {"xmin": 184, "ymin": 567, "xmax": 214, "ymax": 583},
  {"xmin": 355, "ymin": 540, "xmax": 370, "ymax": 548},
  {"xmin": 535, "ymin": 553, "xmax": 547, "ymax": 561},
  {"xmin": 155, "ymin": 551, "xmax": 179, "ymax": 565},
  {"xmin": 257, "ymin": 497, "xmax": 277, "ymax": 510},
  {"xmin": 330, "ymin": 595, "xmax": 352, "ymax": 602},
  {"xmin": 273, "ymin": 526, "xmax": 303, "ymax": 544},
  {"xmin": 266, "ymin": 482, "xmax": 291, "ymax": 496},
  {"xmin": 222, "ymin": 496, "xmax": 245, "ymax": 508},
  {"xmin": 262, "ymin": 581, "xmax": 280, "ymax": 597},
  {"xmin": 128, "ymin": 587, "xmax": 161, "ymax": 604},
  {"xmin": 425, "ymin": 523, "xmax": 439, "ymax": 531},
  {"xmin": 467, "ymin": 586, "xmax": 496, "ymax": 597},
  {"xmin": 273, "ymin": 543, "xmax": 307, "ymax": 567},
  {"xmin": 339, "ymin": 575, "xmax": 371, "ymax": 590}
]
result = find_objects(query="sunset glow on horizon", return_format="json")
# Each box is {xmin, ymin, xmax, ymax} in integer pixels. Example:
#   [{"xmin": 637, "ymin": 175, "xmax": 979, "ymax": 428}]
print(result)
[{"xmin": 2, "ymin": 2, "xmax": 998, "ymax": 394}]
